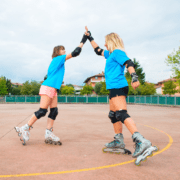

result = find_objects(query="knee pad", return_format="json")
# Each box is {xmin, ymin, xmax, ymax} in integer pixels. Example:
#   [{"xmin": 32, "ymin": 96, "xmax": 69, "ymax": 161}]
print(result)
[
  {"xmin": 35, "ymin": 108, "xmax": 48, "ymax": 119},
  {"xmin": 108, "ymin": 110, "xmax": 119, "ymax": 124},
  {"xmin": 48, "ymin": 107, "xmax": 58, "ymax": 120},
  {"xmin": 115, "ymin": 110, "xmax": 130, "ymax": 124}
]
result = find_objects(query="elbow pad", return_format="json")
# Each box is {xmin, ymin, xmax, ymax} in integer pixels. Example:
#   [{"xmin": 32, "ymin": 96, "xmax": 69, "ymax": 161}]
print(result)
[
  {"xmin": 94, "ymin": 46, "xmax": 103, "ymax": 56},
  {"xmin": 71, "ymin": 47, "xmax": 82, "ymax": 57},
  {"xmin": 124, "ymin": 59, "xmax": 135, "ymax": 68}
]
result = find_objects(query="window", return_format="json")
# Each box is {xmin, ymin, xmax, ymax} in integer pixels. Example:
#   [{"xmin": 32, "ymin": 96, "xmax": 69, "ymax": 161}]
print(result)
[{"xmin": 95, "ymin": 77, "xmax": 98, "ymax": 79}]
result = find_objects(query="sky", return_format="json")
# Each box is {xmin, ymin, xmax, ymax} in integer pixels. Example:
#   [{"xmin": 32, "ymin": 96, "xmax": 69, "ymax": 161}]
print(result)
[{"xmin": 0, "ymin": 0, "xmax": 180, "ymax": 86}]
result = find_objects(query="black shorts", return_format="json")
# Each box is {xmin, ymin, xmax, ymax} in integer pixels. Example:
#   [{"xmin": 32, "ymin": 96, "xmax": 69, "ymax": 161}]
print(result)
[{"xmin": 109, "ymin": 86, "xmax": 129, "ymax": 99}]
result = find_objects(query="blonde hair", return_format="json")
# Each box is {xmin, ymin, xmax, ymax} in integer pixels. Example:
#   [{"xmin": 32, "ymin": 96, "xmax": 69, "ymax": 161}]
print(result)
[
  {"xmin": 52, "ymin": 45, "xmax": 65, "ymax": 59},
  {"xmin": 105, "ymin": 33, "xmax": 125, "ymax": 52}
]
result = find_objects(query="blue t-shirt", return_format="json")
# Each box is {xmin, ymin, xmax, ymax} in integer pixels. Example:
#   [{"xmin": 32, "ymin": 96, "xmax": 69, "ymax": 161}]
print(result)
[
  {"xmin": 42, "ymin": 55, "xmax": 66, "ymax": 90},
  {"xmin": 104, "ymin": 49, "xmax": 129, "ymax": 89}
]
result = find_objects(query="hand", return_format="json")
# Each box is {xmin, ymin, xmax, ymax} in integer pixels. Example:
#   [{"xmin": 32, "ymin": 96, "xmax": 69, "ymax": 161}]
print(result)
[
  {"xmin": 84, "ymin": 26, "xmax": 94, "ymax": 41},
  {"xmin": 131, "ymin": 81, "xmax": 140, "ymax": 90}
]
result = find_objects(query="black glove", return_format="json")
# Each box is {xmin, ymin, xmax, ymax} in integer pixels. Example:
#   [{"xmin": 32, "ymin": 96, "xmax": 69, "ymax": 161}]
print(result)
[
  {"xmin": 87, "ymin": 31, "xmax": 94, "ymax": 42},
  {"xmin": 80, "ymin": 34, "xmax": 88, "ymax": 44},
  {"xmin": 71, "ymin": 47, "xmax": 82, "ymax": 57}
]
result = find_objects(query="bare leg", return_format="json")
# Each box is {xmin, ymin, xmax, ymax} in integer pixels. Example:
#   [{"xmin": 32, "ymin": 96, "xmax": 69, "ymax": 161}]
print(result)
[
  {"xmin": 109, "ymin": 98, "xmax": 123, "ymax": 134},
  {"xmin": 111, "ymin": 96, "xmax": 138, "ymax": 135},
  {"xmin": 46, "ymin": 95, "xmax": 58, "ymax": 129},
  {"xmin": 28, "ymin": 95, "xmax": 52, "ymax": 126}
]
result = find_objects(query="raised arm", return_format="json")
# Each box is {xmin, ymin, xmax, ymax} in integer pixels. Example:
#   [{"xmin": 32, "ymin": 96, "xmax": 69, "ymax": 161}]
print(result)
[
  {"xmin": 65, "ymin": 34, "xmax": 87, "ymax": 61},
  {"xmin": 85, "ymin": 26, "xmax": 105, "ymax": 57}
]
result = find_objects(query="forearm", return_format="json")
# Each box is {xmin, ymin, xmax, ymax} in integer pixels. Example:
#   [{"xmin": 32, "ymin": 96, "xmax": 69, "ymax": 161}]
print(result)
[
  {"xmin": 126, "ymin": 65, "xmax": 135, "ymax": 74},
  {"xmin": 90, "ymin": 40, "xmax": 98, "ymax": 49},
  {"xmin": 78, "ymin": 42, "xmax": 84, "ymax": 48}
]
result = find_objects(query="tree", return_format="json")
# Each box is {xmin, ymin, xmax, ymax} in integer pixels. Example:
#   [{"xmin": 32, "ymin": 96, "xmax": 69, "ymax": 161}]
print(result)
[
  {"xmin": 127, "ymin": 78, "xmax": 156, "ymax": 95},
  {"xmin": 80, "ymin": 84, "xmax": 93, "ymax": 95},
  {"xmin": 12, "ymin": 86, "xmax": 22, "ymax": 95},
  {"xmin": 2, "ymin": 76, "xmax": 13, "ymax": 94},
  {"xmin": 165, "ymin": 46, "xmax": 180, "ymax": 93},
  {"xmin": 138, "ymin": 83, "xmax": 156, "ymax": 95},
  {"xmin": 165, "ymin": 47, "xmax": 180, "ymax": 78},
  {"xmin": 21, "ymin": 81, "xmax": 33, "ymax": 95},
  {"xmin": 0, "ymin": 77, "xmax": 8, "ymax": 95},
  {"xmin": 94, "ymin": 82, "xmax": 103, "ymax": 95},
  {"xmin": 162, "ymin": 81, "xmax": 177, "ymax": 95},
  {"xmin": 125, "ymin": 58, "xmax": 145, "ymax": 85},
  {"xmin": 31, "ymin": 81, "xmax": 41, "ymax": 95},
  {"xmin": 100, "ymin": 82, "xmax": 109, "ymax": 95},
  {"xmin": 66, "ymin": 84, "xmax": 74, "ymax": 88},
  {"xmin": 61, "ymin": 86, "xmax": 75, "ymax": 95}
]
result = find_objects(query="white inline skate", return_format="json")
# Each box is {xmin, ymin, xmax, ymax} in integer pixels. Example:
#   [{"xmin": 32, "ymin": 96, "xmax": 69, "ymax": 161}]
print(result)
[
  {"xmin": 103, "ymin": 133, "xmax": 131, "ymax": 155},
  {"xmin": 14, "ymin": 124, "xmax": 32, "ymax": 145},
  {"xmin": 45, "ymin": 128, "xmax": 62, "ymax": 145},
  {"xmin": 132, "ymin": 132, "xmax": 159, "ymax": 166}
]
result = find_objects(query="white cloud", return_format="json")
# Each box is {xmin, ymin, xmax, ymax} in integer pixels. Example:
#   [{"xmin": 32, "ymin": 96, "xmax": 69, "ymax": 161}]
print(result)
[{"xmin": 0, "ymin": 0, "xmax": 180, "ymax": 85}]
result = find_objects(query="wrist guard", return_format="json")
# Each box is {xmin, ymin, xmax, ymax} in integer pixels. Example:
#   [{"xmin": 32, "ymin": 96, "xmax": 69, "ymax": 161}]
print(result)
[
  {"xmin": 131, "ymin": 72, "xmax": 138, "ymax": 83},
  {"xmin": 87, "ymin": 31, "xmax": 94, "ymax": 42},
  {"xmin": 80, "ymin": 34, "xmax": 88, "ymax": 44}
]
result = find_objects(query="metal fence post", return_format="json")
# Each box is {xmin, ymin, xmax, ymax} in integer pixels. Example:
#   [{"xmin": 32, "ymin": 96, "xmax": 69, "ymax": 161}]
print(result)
[
  {"xmin": 174, "ymin": 96, "xmax": 176, "ymax": 106},
  {"xmin": 165, "ymin": 96, "xmax": 167, "ymax": 105},
  {"xmin": 66, "ymin": 96, "xmax": 67, "ymax": 103},
  {"xmin": 25, "ymin": 96, "xmax": 26, "ymax": 103},
  {"xmin": 97, "ymin": 96, "xmax": 98, "ymax": 103},
  {"xmin": 5, "ymin": 96, "xmax": 6, "ymax": 103},
  {"xmin": 157, "ymin": 96, "xmax": 159, "ymax": 104},
  {"xmin": 151, "ymin": 95, "xmax": 152, "ymax": 104},
  {"xmin": 134, "ymin": 96, "xmax": 136, "ymax": 104},
  {"xmin": 145, "ymin": 96, "xmax": 146, "ymax": 104}
]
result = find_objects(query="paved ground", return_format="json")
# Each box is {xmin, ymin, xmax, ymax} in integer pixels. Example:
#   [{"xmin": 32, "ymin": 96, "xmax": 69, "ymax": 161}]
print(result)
[{"xmin": 0, "ymin": 104, "xmax": 179, "ymax": 180}]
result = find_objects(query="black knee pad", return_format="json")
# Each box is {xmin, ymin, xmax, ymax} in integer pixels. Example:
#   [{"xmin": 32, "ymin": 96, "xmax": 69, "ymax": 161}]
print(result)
[
  {"xmin": 34, "ymin": 108, "xmax": 48, "ymax": 119},
  {"xmin": 48, "ymin": 107, "xmax": 58, "ymax": 120},
  {"xmin": 115, "ymin": 110, "xmax": 130, "ymax": 124},
  {"xmin": 108, "ymin": 110, "xmax": 119, "ymax": 124}
]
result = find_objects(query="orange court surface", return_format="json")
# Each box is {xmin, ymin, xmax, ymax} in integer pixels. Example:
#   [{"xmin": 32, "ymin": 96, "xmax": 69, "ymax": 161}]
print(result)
[{"xmin": 0, "ymin": 104, "xmax": 179, "ymax": 180}]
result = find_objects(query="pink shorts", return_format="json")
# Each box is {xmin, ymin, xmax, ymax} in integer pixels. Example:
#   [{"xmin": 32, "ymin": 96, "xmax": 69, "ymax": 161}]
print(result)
[{"xmin": 39, "ymin": 85, "xmax": 57, "ymax": 99}]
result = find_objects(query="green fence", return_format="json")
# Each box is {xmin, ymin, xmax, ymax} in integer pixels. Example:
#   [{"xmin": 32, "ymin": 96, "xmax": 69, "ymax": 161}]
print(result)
[{"xmin": 3, "ymin": 95, "xmax": 180, "ymax": 106}]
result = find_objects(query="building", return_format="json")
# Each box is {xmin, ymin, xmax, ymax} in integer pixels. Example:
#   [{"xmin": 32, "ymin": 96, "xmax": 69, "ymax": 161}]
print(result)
[
  {"xmin": 73, "ymin": 85, "xmax": 83, "ymax": 95},
  {"xmin": 84, "ymin": 71, "xmax": 105, "ymax": 87},
  {"xmin": 155, "ymin": 77, "xmax": 180, "ymax": 96},
  {"xmin": 83, "ymin": 71, "xmax": 105, "ymax": 95}
]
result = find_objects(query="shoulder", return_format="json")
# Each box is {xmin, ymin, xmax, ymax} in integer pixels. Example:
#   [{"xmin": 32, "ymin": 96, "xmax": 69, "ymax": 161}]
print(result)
[
  {"xmin": 104, "ymin": 50, "xmax": 111, "ymax": 59},
  {"xmin": 113, "ymin": 49, "xmax": 127, "ymax": 56}
]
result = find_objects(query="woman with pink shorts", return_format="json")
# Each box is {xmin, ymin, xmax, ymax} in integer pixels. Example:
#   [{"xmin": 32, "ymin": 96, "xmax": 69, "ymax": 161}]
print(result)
[{"xmin": 14, "ymin": 33, "xmax": 89, "ymax": 145}]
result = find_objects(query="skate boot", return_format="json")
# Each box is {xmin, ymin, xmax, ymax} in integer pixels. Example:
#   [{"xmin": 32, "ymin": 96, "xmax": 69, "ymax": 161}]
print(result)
[
  {"xmin": 103, "ymin": 133, "xmax": 131, "ymax": 155},
  {"xmin": 45, "ymin": 128, "xmax": 62, "ymax": 145},
  {"xmin": 132, "ymin": 132, "xmax": 159, "ymax": 166},
  {"xmin": 14, "ymin": 124, "xmax": 32, "ymax": 145}
]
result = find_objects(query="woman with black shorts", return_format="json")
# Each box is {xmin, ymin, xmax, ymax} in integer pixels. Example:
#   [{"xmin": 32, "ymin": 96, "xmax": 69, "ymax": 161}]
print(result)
[{"xmin": 85, "ymin": 27, "xmax": 157, "ymax": 165}]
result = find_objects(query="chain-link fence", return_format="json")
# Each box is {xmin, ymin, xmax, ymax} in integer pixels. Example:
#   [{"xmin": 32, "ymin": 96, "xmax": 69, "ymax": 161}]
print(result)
[{"xmin": 2, "ymin": 95, "xmax": 180, "ymax": 106}]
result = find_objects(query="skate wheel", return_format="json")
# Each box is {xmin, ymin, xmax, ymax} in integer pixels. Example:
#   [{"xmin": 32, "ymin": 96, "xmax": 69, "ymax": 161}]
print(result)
[
  {"xmin": 149, "ymin": 152, "xmax": 153, "ymax": 157},
  {"xmin": 154, "ymin": 146, "xmax": 159, "ymax": 152},
  {"xmin": 49, "ymin": 140, "xmax": 52, "ymax": 144},
  {"xmin": 58, "ymin": 142, "xmax": 62, "ymax": 145},
  {"xmin": 142, "ymin": 157, "xmax": 147, "ymax": 162},
  {"xmin": 45, "ymin": 140, "xmax": 48, "ymax": 144},
  {"xmin": 54, "ymin": 142, "xmax": 57, "ymax": 145},
  {"xmin": 102, "ymin": 147, "xmax": 106, "ymax": 153},
  {"xmin": 134, "ymin": 160, "xmax": 141, "ymax": 166}
]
